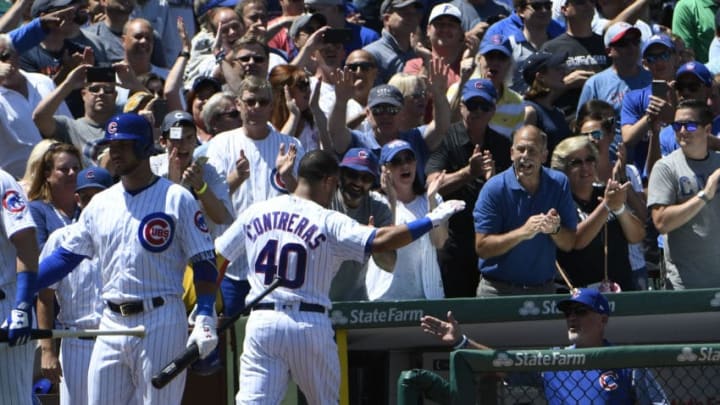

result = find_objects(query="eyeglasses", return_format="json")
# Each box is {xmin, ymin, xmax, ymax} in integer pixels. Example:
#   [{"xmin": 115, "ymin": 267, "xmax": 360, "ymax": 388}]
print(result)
[
  {"xmin": 389, "ymin": 153, "xmax": 416, "ymax": 166},
  {"xmin": 464, "ymin": 98, "xmax": 494, "ymax": 112},
  {"xmin": 567, "ymin": 155, "xmax": 597, "ymax": 169},
  {"xmin": 407, "ymin": 90, "xmax": 427, "ymax": 101},
  {"xmin": 342, "ymin": 169, "xmax": 375, "ymax": 184},
  {"xmin": 562, "ymin": 306, "xmax": 591, "ymax": 317},
  {"xmin": 217, "ymin": 109, "xmax": 240, "ymax": 119},
  {"xmin": 671, "ymin": 121, "xmax": 701, "ymax": 132},
  {"xmin": 526, "ymin": 1, "xmax": 552, "ymax": 11},
  {"xmin": 86, "ymin": 85, "xmax": 116, "ymax": 94},
  {"xmin": 580, "ymin": 129, "xmax": 604, "ymax": 140},
  {"xmin": 294, "ymin": 79, "xmax": 310, "ymax": 91},
  {"xmin": 675, "ymin": 81, "xmax": 702, "ymax": 93},
  {"xmin": 235, "ymin": 54, "xmax": 267, "ymax": 64},
  {"xmin": 242, "ymin": 98, "xmax": 271, "ymax": 107},
  {"xmin": 346, "ymin": 62, "xmax": 376, "ymax": 72},
  {"xmin": 370, "ymin": 105, "xmax": 401, "ymax": 116},
  {"xmin": 644, "ymin": 50, "xmax": 673, "ymax": 64}
]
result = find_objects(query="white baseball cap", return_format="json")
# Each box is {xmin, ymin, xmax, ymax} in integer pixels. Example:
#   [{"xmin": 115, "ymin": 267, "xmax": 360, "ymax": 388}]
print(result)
[{"xmin": 428, "ymin": 3, "xmax": 461, "ymax": 24}]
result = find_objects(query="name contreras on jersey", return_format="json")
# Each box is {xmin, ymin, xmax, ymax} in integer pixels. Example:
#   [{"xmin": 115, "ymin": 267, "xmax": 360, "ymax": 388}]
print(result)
[{"xmin": 245, "ymin": 211, "xmax": 326, "ymax": 249}]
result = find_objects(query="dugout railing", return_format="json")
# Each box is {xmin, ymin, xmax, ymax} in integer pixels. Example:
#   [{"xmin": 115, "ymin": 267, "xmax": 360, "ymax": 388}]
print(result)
[{"xmin": 444, "ymin": 344, "xmax": 720, "ymax": 404}]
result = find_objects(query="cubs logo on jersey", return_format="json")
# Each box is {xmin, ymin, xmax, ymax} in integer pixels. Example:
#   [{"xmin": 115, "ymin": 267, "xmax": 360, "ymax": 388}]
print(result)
[
  {"xmin": 3, "ymin": 190, "xmax": 27, "ymax": 214},
  {"xmin": 269, "ymin": 168, "xmax": 288, "ymax": 193},
  {"xmin": 138, "ymin": 213, "xmax": 175, "ymax": 252},
  {"xmin": 194, "ymin": 211, "xmax": 209, "ymax": 233},
  {"xmin": 598, "ymin": 370, "xmax": 619, "ymax": 391}
]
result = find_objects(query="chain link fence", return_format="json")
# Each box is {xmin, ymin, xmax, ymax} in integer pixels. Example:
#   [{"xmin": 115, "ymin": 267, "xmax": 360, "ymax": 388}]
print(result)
[{"xmin": 398, "ymin": 344, "xmax": 720, "ymax": 404}]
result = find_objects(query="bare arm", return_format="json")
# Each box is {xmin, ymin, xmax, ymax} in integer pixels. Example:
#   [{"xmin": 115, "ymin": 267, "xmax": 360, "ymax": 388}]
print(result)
[
  {"xmin": 289, "ymin": 26, "xmax": 329, "ymax": 70},
  {"xmin": 422, "ymin": 58, "xmax": 451, "ymax": 152},
  {"xmin": 37, "ymin": 288, "xmax": 61, "ymax": 384},
  {"xmin": 164, "ymin": 17, "xmax": 191, "ymax": 112},
  {"xmin": 420, "ymin": 311, "xmax": 491, "ymax": 350},
  {"xmin": 0, "ymin": 0, "xmax": 33, "ymax": 34},
  {"xmin": 310, "ymin": 78, "xmax": 332, "ymax": 151},
  {"xmin": 33, "ymin": 64, "xmax": 90, "ymax": 138},
  {"xmin": 327, "ymin": 67, "xmax": 354, "ymax": 154},
  {"xmin": 180, "ymin": 160, "xmax": 233, "ymax": 225}
]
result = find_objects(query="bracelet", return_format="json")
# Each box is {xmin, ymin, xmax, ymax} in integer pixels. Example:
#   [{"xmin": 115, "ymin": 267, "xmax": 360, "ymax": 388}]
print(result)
[
  {"xmin": 178, "ymin": 50, "xmax": 190, "ymax": 59},
  {"xmin": 453, "ymin": 334, "xmax": 469, "ymax": 350},
  {"xmin": 612, "ymin": 204, "xmax": 626, "ymax": 216},
  {"xmin": 194, "ymin": 182, "xmax": 208, "ymax": 196}
]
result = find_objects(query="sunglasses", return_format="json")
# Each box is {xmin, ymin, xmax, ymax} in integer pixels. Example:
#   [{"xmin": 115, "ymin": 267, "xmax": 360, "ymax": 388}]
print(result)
[
  {"xmin": 464, "ymin": 98, "xmax": 494, "ymax": 112},
  {"xmin": 342, "ymin": 169, "xmax": 375, "ymax": 184},
  {"xmin": 562, "ymin": 306, "xmax": 591, "ymax": 317},
  {"xmin": 370, "ymin": 105, "xmax": 401, "ymax": 116},
  {"xmin": 671, "ymin": 120, "xmax": 700, "ymax": 132},
  {"xmin": 294, "ymin": 79, "xmax": 310, "ymax": 90},
  {"xmin": 567, "ymin": 155, "xmax": 597, "ymax": 169},
  {"xmin": 86, "ymin": 85, "xmax": 116, "ymax": 94},
  {"xmin": 346, "ymin": 62, "xmax": 376, "ymax": 72},
  {"xmin": 389, "ymin": 153, "xmax": 416, "ymax": 166},
  {"xmin": 242, "ymin": 98, "xmax": 271, "ymax": 107},
  {"xmin": 407, "ymin": 90, "xmax": 427, "ymax": 101},
  {"xmin": 580, "ymin": 129, "xmax": 604, "ymax": 140},
  {"xmin": 235, "ymin": 54, "xmax": 267, "ymax": 64},
  {"xmin": 217, "ymin": 109, "xmax": 240, "ymax": 118},
  {"xmin": 526, "ymin": 1, "xmax": 552, "ymax": 11},
  {"xmin": 675, "ymin": 81, "xmax": 702, "ymax": 93},
  {"xmin": 644, "ymin": 50, "xmax": 673, "ymax": 64}
]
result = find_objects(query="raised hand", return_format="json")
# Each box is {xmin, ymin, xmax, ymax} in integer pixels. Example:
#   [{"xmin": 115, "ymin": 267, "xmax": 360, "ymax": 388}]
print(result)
[
  {"xmin": 284, "ymin": 85, "xmax": 301, "ymax": 116},
  {"xmin": 420, "ymin": 311, "xmax": 462, "ymax": 346},
  {"xmin": 481, "ymin": 150, "xmax": 495, "ymax": 180},
  {"xmin": 235, "ymin": 149, "xmax": 250, "ymax": 182},
  {"xmin": 426, "ymin": 200, "xmax": 466, "ymax": 226},
  {"xmin": 177, "ymin": 16, "xmax": 191, "ymax": 54},
  {"xmin": 276, "ymin": 143, "xmax": 297, "ymax": 178}
]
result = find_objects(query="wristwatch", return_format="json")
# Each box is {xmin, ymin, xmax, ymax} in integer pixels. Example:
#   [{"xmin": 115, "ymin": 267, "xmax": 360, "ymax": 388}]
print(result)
[
  {"xmin": 178, "ymin": 50, "xmax": 191, "ymax": 59},
  {"xmin": 697, "ymin": 190, "xmax": 711, "ymax": 204}
]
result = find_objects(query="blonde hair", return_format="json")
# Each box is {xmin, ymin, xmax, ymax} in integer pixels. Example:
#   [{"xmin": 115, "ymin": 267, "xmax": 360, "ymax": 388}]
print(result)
[
  {"xmin": 19, "ymin": 140, "xmax": 58, "ymax": 193},
  {"xmin": 551, "ymin": 135, "xmax": 599, "ymax": 172},
  {"xmin": 27, "ymin": 143, "xmax": 83, "ymax": 202},
  {"xmin": 388, "ymin": 73, "xmax": 427, "ymax": 97}
]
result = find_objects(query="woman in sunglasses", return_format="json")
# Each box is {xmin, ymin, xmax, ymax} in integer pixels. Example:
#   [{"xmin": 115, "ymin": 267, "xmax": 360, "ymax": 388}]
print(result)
[
  {"xmin": 269, "ymin": 64, "xmax": 326, "ymax": 151},
  {"xmin": 365, "ymin": 140, "xmax": 447, "ymax": 300},
  {"xmin": 550, "ymin": 136, "xmax": 645, "ymax": 291},
  {"xmin": 522, "ymin": 51, "xmax": 571, "ymax": 161},
  {"xmin": 27, "ymin": 143, "xmax": 83, "ymax": 250}
]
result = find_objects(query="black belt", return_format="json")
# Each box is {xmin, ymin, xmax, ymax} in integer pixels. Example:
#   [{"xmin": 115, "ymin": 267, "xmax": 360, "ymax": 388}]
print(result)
[
  {"xmin": 481, "ymin": 273, "xmax": 554, "ymax": 289},
  {"xmin": 78, "ymin": 336, "xmax": 96, "ymax": 341},
  {"xmin": 107, "ymin": 297, "xmax": 164, "ymax": 316},
  {"xmin": 253, "ymin": 302, "xmax": 326, "ymax": 314},
  {"xmin": 0, "ymin": 288, "xmax": 5, "ymax": 301}
]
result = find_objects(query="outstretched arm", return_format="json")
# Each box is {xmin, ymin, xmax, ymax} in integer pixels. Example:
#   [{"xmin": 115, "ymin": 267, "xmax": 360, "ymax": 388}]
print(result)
[{"xmin": 420, "ymin": 311, "xmax": 490, "ymax": 350}]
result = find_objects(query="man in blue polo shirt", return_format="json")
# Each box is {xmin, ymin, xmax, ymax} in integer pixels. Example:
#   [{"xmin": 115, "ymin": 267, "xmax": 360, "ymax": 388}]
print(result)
[
  {"xmin": 473, "ymin": 124, "xmax": 576, "ymax": 296},
  {"xmin": 481, "ymin": 0, "xmax": 565, "ymax": 46}
]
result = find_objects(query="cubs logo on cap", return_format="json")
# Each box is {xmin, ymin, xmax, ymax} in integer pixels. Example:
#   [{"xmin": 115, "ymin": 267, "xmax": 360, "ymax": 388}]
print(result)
[
  {"xmin": 107, "ymin": 121, "xmax": 118, "ymax": 134},
  {"xmin": 270, "ymin": 168, "xmax": 289, "ymax": 193},
  {"xmin": 138, "ymin": 213, "xmax": 175, "ymax": 252},
  {"xmin": 2, "ymin": 190, "xmax": 26, "ymax": 214},
  {"xmin": 194, "ymin": 211, "xmax": 209, "ymax": 233},
  {"xmin": 598, "ymin": 370, "xmax": 619, "ymax": 391}
]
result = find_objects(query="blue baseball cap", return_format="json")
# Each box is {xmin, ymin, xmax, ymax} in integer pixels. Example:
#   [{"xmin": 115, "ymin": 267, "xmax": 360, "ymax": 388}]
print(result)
[
  {"xmin": 76, "ymin": 167, "xmax": 114, "ymax": 192},
  {"xmin": 676, "ymin": 61, "xmax": 713, "ymax": 86},
  {"xmin": 339, "ymin": 148, "xmax": 379, "ymax": 179},
  {"xmin": 641, "ymin": 34, "xmax": 674, "ymax": 56},
  {"xmin": 368, "ymin": 84, "xmax": 404, "ymax": 108},
  {"xmin": 380, "ymin": 140, "xmax": 415, "ymax": 165},
  {"xmin": 197, "ymin": 0, "xmax": 237, "ymax": 16},
  {"xmin": 462, "ymin": 79, "xmax": 497, "ymax": 104},
  {"xmin": 480, "ymin": 34, "xmax": 511, "ymax": 57},
  {"xmin": 521, "ymin": 51, "xmax": 567, "ymax": 86},
  {"xmin": 558, "ymin": 288, "xmax": 610, "ymax": 315}
]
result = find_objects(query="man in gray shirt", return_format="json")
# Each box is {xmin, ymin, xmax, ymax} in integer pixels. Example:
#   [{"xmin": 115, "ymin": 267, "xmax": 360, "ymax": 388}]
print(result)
[
  {"xmin": 329, "ymin": 147, "xmax": 396, "ymax": 300},
  {"xmin": 647, "ymin": 99, "xmax": 720, "ymax": 289}
]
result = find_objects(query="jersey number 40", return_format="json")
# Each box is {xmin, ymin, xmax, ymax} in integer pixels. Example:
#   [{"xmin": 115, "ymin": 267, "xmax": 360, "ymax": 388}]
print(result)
[{"xmin": 255, "ymin": 239, "xmax": 307, "ymax": 288}]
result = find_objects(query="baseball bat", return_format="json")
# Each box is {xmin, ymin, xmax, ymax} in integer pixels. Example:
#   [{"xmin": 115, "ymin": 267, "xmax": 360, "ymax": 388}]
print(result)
[
  {"xmin": 0, "ymin": 325, "xmax": 146, "ymax": 341},
  {"xmin": 151, "ymin": 277, "xmax": 284, "ymax": 389}
]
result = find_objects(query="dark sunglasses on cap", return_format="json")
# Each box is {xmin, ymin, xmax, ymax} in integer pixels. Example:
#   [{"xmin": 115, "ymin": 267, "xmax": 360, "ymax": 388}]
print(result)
[
  {"xmin": 464, "ymin": 98, "xmax": 494, "ymax": 112},
  {"xmin": 671, "ymin": 120, "xmax": 700, "ymax": 132},
  {"xmin": 346, "ymin": 62, "xmax": 376, "ymax": 72},
  {"xmin": 370, "ymin": 105, "xmax": 401, "ymax": 116}
]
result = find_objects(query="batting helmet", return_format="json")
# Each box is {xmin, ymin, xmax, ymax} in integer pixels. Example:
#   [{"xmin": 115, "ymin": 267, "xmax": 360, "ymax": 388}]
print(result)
[{"xmin": 100, "ymin": 113, "xmax": 154, "ymax": 159}]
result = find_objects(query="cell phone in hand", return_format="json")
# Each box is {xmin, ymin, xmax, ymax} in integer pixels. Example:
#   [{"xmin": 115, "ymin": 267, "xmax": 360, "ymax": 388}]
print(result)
[
  {"xmin": 322, "ymin": 28, "xmax": 352, "ymax": 44},
  {"xmin": 651, "ymin": 80, "xmax": 669, "ymax": 99},
  {"xmin": 86, "ymin": 66, "xmax": 115, "ymax": 83},
  {"xmin": 151, "ymin": 99, "xmax": 169, "ymax": 128}
]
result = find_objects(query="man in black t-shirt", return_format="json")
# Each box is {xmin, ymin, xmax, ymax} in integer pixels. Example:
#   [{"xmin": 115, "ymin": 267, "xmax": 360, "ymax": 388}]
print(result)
[
  {"xmin": 426, "ymin": 79, "xmax": 512, "ymax": 297},
  {"xmin": 540, "ymin": 0, "xmax": 608, "ymax": 120}
]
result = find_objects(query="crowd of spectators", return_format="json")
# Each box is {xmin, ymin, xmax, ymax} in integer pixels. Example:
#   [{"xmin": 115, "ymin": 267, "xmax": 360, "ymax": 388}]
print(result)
[{"xmin": 2, "ymin": 0, "xmax": 720, "ymax": 311}]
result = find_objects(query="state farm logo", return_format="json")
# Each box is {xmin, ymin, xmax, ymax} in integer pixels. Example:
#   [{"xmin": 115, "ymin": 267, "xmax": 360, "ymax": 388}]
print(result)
[{"xmin": 138, "ymin": 213, "xmax": 175, "ymax": 252}]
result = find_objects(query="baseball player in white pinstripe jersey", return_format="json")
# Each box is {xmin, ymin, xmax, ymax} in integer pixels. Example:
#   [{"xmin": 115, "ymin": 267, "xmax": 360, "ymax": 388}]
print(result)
[
  {"xmin": 36, "ymin": 167, "xmax": 114, "ymax": 405},
  {"xmin": 215, "ymin": 150, "xmax": 465, "ymax": 404},
  {"xmin": 0, "ymin": 168, "xmax": 40, "ymax": 405},
  {"xmin": 206, "ymin": 76, "xmax": 305, "ymax": 318},
  {"xmin": 24, "ymin": 113, "xmax": 220, "ymax": 404}
]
